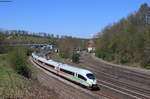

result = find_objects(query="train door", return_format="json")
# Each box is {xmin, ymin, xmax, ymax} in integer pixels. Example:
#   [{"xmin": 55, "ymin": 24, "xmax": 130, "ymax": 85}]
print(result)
[
  {"xmin": 56, "ymin": 64, "xmax": 60, "ymax": 74},
  {"xmin": 75, "ymin": 73, "xmax": 78, "ymax": 77}
]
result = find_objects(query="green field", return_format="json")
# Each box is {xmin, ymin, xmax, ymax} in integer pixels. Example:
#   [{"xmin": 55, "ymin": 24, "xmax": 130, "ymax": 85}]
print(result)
[{"xmin": 0, "ymin": 55, "xmax": 59, "ymax": 99}]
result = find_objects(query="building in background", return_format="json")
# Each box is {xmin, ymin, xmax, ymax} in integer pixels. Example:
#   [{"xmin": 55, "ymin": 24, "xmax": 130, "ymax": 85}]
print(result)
[{"xmin": 87, "ymin": 40, "xmax": 96, "ymax": 53}]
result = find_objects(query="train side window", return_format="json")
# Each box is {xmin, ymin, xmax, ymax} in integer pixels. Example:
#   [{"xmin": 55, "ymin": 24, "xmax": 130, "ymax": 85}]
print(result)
[
  {"xmin": 38, "ymin": 60, "xmax": 42, "ymax": 63},
  {"xmin": 78, "ymin": 74, "xmax": 87, "ymax": 81},
  {"xmin": 45, "ymin": 63, "xmax": 55, "ymax": 68},
  {"xmin": 60, "ymin": 68, "xmax": 74, "ymax": 76}
]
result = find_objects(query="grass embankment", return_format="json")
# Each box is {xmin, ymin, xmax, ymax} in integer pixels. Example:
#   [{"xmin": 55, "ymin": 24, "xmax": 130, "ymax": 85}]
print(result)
[{"xmin": 0, "ymin": 51, "xmax": 59, "ymax": 99}]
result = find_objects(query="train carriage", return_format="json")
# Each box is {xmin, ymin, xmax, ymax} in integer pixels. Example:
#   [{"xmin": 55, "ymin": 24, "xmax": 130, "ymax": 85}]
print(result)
[{"xmin": 32, "ymin": 53, "xmax": 98, "ymax": 89}]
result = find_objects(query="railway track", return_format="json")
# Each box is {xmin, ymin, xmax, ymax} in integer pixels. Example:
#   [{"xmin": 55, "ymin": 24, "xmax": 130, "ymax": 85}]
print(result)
[
  {"xmin": 98, "ymin": 75, "xmax": 150, "ymax": 99},
  {"xmin": 30, "ymin": 57, "xmax": 116, "ymax": 99},
  {"xmin": 81, "ymin": 61, "xmax": 150, "ymax": 93},
  {"xmin": 31, "ymin": 53, "xmax": 150, "ymax": 99},
  {"xmin": 80, "ymin": 53, "xmax": 150, "ymax": 99},
  {"xmin": 91, "ymin": 54, "xmax": 150, "ymax": 86},
  {"xmin": 80, "ymin": 53, "xmax": 150, "ymax": 83},
  {"xmin": 81, "ymin": 62, "xmax": 150, "ymax": 99}
]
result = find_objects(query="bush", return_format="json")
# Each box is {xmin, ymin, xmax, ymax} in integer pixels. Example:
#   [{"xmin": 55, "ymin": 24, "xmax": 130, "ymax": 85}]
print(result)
[
  {"xmin": 140, "ymin": 54, "xmax": 150, "ymax": 69},
  {"xmin": 26, "ymin": 47, "xmax": 34, "ymax": 56},
  {"xmin": 8, "ymin": 47, "xmax": 31, "ymax": 78},
  {"xmin": 72, "ymin": 53, "xmax": 80, "ymax": 63}
]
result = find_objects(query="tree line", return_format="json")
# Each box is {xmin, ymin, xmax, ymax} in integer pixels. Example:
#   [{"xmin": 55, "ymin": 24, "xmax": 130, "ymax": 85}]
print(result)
[
  {"xmin": 0, "ymin": 30, "xmax": 59, "ymax": 45},
  {"xmin": 0, "ymin": 29, "xmax": 89, "ymax": 64},
  {"xmin": 56, "ymin": 36, "xmax": 88, "ymax": 62},
  {"xmin": 95, "ymin": 3, "xmax": 150, "ymax": 69}
]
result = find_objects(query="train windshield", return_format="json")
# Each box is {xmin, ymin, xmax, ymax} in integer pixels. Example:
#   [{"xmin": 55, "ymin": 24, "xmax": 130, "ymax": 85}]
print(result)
[{"xmin": 86, "ymin": 73, "xmax": 95, "ymax": 80}]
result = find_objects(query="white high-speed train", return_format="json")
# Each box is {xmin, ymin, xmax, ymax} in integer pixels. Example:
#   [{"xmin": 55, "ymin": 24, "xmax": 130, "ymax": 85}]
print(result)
[{"xmin": 32, "ymin": 53, "xmax": 98, "ymax": 89}]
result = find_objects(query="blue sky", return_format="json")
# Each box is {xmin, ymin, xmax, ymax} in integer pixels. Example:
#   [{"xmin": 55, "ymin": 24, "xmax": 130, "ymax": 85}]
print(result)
[{"xmin": 0, "ymin": 0, "xmax": 150, "ymax": 38}]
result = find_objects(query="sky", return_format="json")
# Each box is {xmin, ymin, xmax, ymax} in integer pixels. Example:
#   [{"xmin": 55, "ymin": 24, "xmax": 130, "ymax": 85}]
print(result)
[{"xmin": 0, "ymin": 0, "xmax": 150, "ymax": 38}]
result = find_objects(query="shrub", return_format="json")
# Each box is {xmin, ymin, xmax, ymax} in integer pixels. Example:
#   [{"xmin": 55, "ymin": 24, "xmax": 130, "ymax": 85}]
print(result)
[
  {"xmin": 72, "ymin": 52, "xmax": 80, "ymax": 63},
  {"xmin": 8, "ymin": 47, "xmax": 31, "ymax": 78},
  {"xmin": 140, "ymin": 54, "xmax": 150, "ymax": 69}
]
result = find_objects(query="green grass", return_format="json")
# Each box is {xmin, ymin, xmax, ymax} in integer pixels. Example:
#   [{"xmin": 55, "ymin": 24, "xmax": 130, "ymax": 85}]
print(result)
[
  {"xmin": 0, "ymin": 66, "xmax": 14, "ymax": 88},
  {"xmin": 0, "ymin": 55, "xmax": 59, "ymax": 99},
  {"xmin": 0, "ymin": 55, "xmax": 29, "ymax": 98},
  {"xmin": 0, "ymin": 66, "xmax": 26, "ymax": 88},
  {"xmin": 0, "ymin": 55, "xmax": 6, "ymax": 61}
]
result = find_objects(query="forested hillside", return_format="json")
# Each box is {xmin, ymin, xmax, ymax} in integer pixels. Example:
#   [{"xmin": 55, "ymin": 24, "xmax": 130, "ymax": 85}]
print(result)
[
  {"xmin": 0, "ymin": 30, "xmax": 57, "ymax": 44},
  {"xmin": 57, "ymin": 36, "xmax": 88, "ymax": 58},
  {"xmin": 0, "ymin": 30, "xmax": 57, "ymax": 54},
  {"xmin": 0, "ymin": 29, "xmax": 88, "ymax": 58},
  {"xmin": 95, "ymin": 3, "xmax": 150, "ymax": 69}
]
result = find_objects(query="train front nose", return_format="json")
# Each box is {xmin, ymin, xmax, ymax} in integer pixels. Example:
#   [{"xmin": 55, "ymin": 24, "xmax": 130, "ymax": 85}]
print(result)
[
  {"xmin": 89, "ymin": 79, "xmax": 99, "ymax": 90},
  {"xmin": 93, "ymin": 79, "xmax": 97, "ymax": 84}
]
